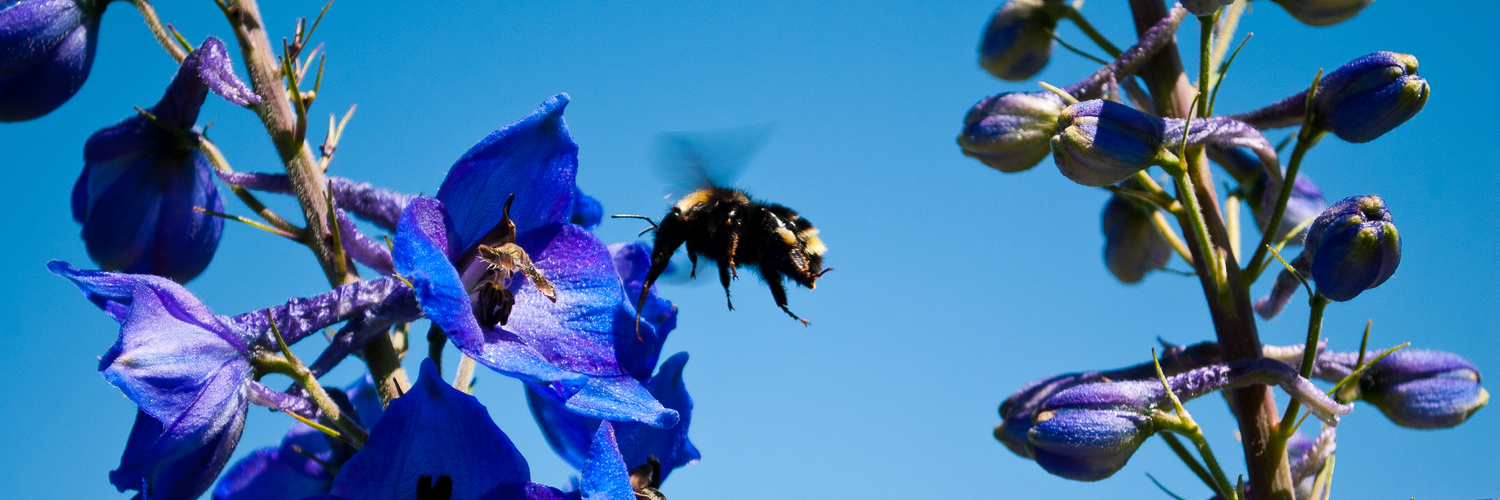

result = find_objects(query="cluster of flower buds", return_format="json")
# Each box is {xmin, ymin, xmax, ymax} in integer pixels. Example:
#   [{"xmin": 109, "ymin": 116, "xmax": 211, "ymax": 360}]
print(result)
[
  {"xmin": 960, "ymin": 4, "xmax": 1188, "ymax": 173},
  {"xmin": 1000, "ymin": 343, "xmax": 1488, "ymax": 481}
]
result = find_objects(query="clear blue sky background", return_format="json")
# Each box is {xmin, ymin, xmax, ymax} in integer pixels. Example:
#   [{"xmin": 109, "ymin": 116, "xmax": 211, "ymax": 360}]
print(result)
[{"xmin": 2, "ymin": 1, "xmax": 1495, "ymax": 498}]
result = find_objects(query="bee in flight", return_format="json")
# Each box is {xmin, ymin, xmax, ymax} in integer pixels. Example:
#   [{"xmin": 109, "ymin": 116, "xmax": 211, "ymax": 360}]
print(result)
[{"xmin": 616, "ymin": 126, "xmax": 830, "ymax": 326}]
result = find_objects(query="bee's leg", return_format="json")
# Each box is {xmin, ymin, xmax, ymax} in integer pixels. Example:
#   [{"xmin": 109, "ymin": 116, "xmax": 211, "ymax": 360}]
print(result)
[
  {"xmin": 726, "ymin": 229, "xmax": 741, "ymax": 279},
  {"xmin": 686, "ymin": 247, "xmax": 699, "ymax": 279},
  {"xmin": 717, "ymin": 259, "xmax": 734, "ymax": 310},
  {"xmin": 759, "ymin": 268, "xmax": 809, "ymax": 325}
]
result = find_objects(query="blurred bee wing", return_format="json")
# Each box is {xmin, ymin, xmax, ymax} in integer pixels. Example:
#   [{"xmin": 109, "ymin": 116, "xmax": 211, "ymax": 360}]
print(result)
[{"xmin": 652, "ymin": 124, "xmax": 775, "ymax": 198}]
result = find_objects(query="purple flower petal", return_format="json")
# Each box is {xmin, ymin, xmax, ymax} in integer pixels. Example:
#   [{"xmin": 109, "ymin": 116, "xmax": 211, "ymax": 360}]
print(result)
[
  {"xmin": 331, "ymin": 359, "xmax": 531, "ymax": 500},
  {"xmin": 580, "ymin": 423, "xmax": 634, "ymax": 500},
  {"xmin": 438, "ymin": 94, "xmax": 579, "ymax": 249}
]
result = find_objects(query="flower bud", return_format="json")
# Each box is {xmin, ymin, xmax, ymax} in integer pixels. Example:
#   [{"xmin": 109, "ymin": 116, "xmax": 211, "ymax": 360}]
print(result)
[
  {"xmin": 978, "ymin": 0, "xmax": 1061, "ymax": 81},
  {"xmin": 1270, "ymin": 0, "xmax": 1373, "ymax": 27},
  {"xmin": 1028, "ymin": 382, "xmax": 1157, "ymax": 481},
  {"xmin": 1102, "ymin": 181, "xmax": 1170, "ymax": 284},
  {"xmin": 1304, "ymin": 195, "xmax": 1400, "ymax": 301},
  {"xmin": 1315, "ymin": 51, "xmax": 1429, "ymax": 143},
  {"xmin": 0, "ymin": 0, "xmax": 104, "ymax": 121},
  {"xmin": 1359, "ymin": 349, "xmax": 1488, "ymax": 429},
  {"xmin": 1051, "ymin": 99, "xmax": 1166, "ymax": 187},
  {"xmin": 958, "ymin": 91, "xmax": 1065, "ymax": 173}
]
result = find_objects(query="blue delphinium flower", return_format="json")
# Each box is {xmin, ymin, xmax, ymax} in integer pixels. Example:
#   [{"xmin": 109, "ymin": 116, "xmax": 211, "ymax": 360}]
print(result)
[
  {"xmin": 0, "ymin": 0, "xmax": 105, "ymax": 121},
  {"xmin": 321, "ymin": 359, "xmax": 634, "ymax": 500},
  {"xmin": 71, "ymin": 37, "xmax": 261, "ymax": 282},
  {"xmin": 392, "ymin": 94, "xmax": 676, "ymax": 428},
  {"xmin": 958, "ymin": 91, "xmax": 1065, "ymax": 173},
  {"xmin": 1356, "ymin": 349, "xmax": 1488, "ymax": 429},
  {"xmin": 1051, "ymin": 99, "xmax": 1166, "ymax": 187},
  {"xmin": 977, "ymin": 0, "xmax": 1060, "ymax": 81},
  {"xmin": 51, "ymin": 261, "xmax": 266, "ymax": 500},
  {"xmin": 1233, "ymin": 51, "xmax": 1429, "ymax": 144},
  {"xmin": 1303, "ymin": 194, "xmax": 1400, "ymax": 301}
]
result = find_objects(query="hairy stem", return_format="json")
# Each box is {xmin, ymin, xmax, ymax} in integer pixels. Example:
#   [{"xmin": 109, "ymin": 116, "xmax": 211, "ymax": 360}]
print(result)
[
  {"xmin": 1125, "ymin": 1, "xmax": 1289, "ymax": 498},
  {"xmin": 222, "ymin": 0, "xmax": 408, "ymax": 403},
  {"xmin": 128, "ymin": 0, "xmax": 187, "ymax": 62}
]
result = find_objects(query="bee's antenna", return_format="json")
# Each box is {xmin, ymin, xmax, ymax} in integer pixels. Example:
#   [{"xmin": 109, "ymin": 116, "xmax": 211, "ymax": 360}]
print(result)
[{"xmin": 612, "ymin": 214, "xmax": 658, "ymax": 228}]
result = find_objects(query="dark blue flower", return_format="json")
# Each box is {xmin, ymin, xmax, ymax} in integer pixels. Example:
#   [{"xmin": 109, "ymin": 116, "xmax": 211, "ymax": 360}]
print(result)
[
  {"xmin": 52, "ymin": 261, "xmax": 261, "ymax": 500},
  {"xmin": 958, "ymin": 91, "xmax": 1065, "ymax": 173},
  {"xmin": 1358, "ymin": 349, "xmax": 1488, "ymax": 429},
  {"xmin": 326, "ymin": 359, "xmax": 631, "ymax": 500},
  {"xmin": 1315, "ymin": 51, "xmax": 1429, "ymax": 143},
  {"xmin": 977, "ymin": 0, "xmax": 1060, "ymax": 81},
  {"xmin": 1101, "ymin": 180, "xmax": 1170, "ymax": 284},
  {"xmin": 1304, "ymin": 195, "xmax": 1401, "ymax": 301},
  {"xmin": 1270, "ymin": 0, "xmax": 1372, "ymax": 26},
  {"xmin": 393, "ymin": 95, "xmax": 676, "ymax": 428},
  {"xmin": 71, "ymin": 37, "xmax": 260, "ymax": 282},
  {"xmin": 1051, "ymin": 99, "xmax": 1166, "ymax": 187},
  {"xmin": 0, "ymin": 0, "xmax": 104, "ymax": 121}
]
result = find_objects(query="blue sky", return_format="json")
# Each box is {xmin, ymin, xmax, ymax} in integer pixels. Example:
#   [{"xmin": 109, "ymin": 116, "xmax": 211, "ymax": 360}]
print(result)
[{"xmin": 2, "ymin": 1, "xmax": 1495, "ymax": 498}]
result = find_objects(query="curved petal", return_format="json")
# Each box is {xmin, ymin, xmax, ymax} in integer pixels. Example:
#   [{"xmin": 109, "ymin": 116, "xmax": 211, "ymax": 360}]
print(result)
[
  {"xmin": 581, "ymin": 423, "xmax": 634, "ymax": 500},
  {"xmin": 608, "ymin": 242, "xmax": 677, "ymax": 380},
  {"xmin": 112, "ymin": 375, "xmax": 250, "ymax": 500},
  {"xmin": 331, "ymin": 359, "xmax": 530, "ymax": 500},
  {"xmin": 0, "ymin": 1, "xmax": 96, "ymax": 122},
  {"xmin": 529, "ymin": 355, "xmax": 694, "ymax": 465},
  {"xmin": 437, "ymin": 94, "xmax": 579, "ymax": 249},
  {"xmin": 48, "ymin": 260, "xmax": 139, "ymax": 322},
  {"xmin": 571, "ymin": 187, "xmax": 604, "ymax": 230}
]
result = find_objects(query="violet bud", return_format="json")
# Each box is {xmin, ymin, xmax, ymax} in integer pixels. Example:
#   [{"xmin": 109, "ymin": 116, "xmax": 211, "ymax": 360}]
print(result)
[
  {"xmin": 1254, "ymin": 173, "xmax": 1327, "ymax": 245},
  {"xmin": 1270, "ymin": 0, "xmax": 1373, "ymax": 27},
  {"xmin": 1101, "ymin": 179, "xmax": 1170, "ymax": 284},
  {"xmin": 0, "ymin": 0, "xmax": 104, "ymax": 121},
  {"xmin": 1316, "ymin": 51, "xmax": 1430, "ymax": 143},
  {"xmin": 958, "ymin": 91, "xmax": 1065, "ymax": 173},
  {"xmin": 1051, "ymin": 99, "xmax": 1167, "ymax": 187},
  {"xmin": 1304, "ymin": 195, "xmax": 1400, "ymax": 302},
  {"xmin": 1359, "ymin": 349, "xmax": 1488, "ymax": 429},
  {"xmin": 1027, "ymin": 382, "xmax": 1157, "ymax": 481},
  {"xmin": 978, "ymin": 0, "xmax": 1062, "ymax": 81},
  {"xmin": 71, "ymin": 38, "xmax": 259, "ymax": 282}
]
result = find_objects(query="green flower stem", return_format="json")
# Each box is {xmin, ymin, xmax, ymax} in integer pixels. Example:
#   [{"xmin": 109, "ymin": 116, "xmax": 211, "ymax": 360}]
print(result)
[
  {"xmin": 1243, "ymin": 71, "xmax": 1326, "ymax": 285},
  {"xmin": 1197, "ymin": 12, "xmax": 1217, "ymax": 119},
  {"xmin": 220, "ymin": 0, "xmax": 409, "ymax": 404},
  {"xmin": 1166, "ymin": 162, "xmax": 1226, "ymax": 295},
  {"xmin": 1225, "ymin": 194, "xmax": 1241, "ymax": 261},
  {"xmin": 1160, "ymin": 432, "xmax": 1218, "ymax": 495},
  {"xmin": 1152, "ymin": 210, "xmax": 1196, "ymax": 266},
  {"xmin": 1153, "ymin": 349, "xmax": 1236, "ymax": 500},
  {"xmin": 1280, "ymin": 292, "xmax": 1330, "ymax": 438},
  {"xmin": 128, "ymin": 0, "xmax": 187, "ymax": 63},
  {"xmin": 1062, "ymin": 6, "xmax": 1123, "ymax": 58},
  {"xmin": 256, "ymin": 312, "xmax": 369, "ymax": 447}
]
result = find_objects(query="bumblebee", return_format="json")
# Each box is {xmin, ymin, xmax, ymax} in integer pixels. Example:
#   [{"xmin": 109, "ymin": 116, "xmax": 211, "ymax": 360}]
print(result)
[{"xmin": 618, "ymin": 128, "xmax": 829, "ymax": 325}]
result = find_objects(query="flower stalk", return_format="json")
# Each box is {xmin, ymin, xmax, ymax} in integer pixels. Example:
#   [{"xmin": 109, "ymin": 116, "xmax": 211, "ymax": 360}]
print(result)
[{"xmin": 218, "ymin": 0, "xmax": 408, "ymax": 403}]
